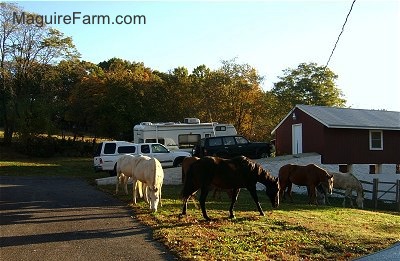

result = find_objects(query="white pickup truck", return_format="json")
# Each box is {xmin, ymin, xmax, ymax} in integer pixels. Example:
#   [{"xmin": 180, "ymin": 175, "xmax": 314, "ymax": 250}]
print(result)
[{"xmin": 93, "ymin": 141, "xmax": 191, "ymax": 175}]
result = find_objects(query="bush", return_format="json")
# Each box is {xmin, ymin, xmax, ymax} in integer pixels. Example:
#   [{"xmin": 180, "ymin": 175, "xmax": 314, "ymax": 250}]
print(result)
[{"xmin": 15, "ymin": 136, "xmax": 96, "ymax": 157}]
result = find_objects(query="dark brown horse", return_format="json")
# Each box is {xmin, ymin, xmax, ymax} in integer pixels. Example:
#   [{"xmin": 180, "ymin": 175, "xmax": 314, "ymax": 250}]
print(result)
[
  {"xmin": 182, "ymin": 156, "xmax": 233, "ymax": 200},
  {"xmin": 278, "ymin": 164, "xmax": 334, "ymax": 204},
  {"xmin": 180, "ymin": 156, "xmax": 280, "ymax": 221}
]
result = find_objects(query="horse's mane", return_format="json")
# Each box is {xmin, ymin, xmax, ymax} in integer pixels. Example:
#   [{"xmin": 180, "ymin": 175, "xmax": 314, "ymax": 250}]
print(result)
[{"xmin": 231, "ymin": 156, "xmax": 277, "ymax": 183}]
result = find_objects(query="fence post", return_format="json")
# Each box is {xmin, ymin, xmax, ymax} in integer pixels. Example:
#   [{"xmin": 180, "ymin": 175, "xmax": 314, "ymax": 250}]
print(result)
[
  {"xmin": 396, "ymin": 180, "xmax": 400, "ymax": 212},
  {"xmin": 372, "ymin": 178, "xmax": 378, "ymax": 209}
]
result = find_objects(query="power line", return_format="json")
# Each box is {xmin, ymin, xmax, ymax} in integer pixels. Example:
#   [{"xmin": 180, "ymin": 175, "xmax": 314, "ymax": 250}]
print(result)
[{"xmin": 325, "ymin": 0, "xmax": 357, "ymax": 68}]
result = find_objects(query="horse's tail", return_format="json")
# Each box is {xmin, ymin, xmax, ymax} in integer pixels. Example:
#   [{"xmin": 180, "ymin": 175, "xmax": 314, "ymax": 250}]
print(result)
[
  {"xmin": 150, "ymin": 158, "xmax": 162, "ymax": 190},
  {"xmin": 115, "ymin": 160, "xmax": 120, "ymax": 194},
  {"xmin": 181, "ymin": 163, "xmax": 195, "ymax": 200}
]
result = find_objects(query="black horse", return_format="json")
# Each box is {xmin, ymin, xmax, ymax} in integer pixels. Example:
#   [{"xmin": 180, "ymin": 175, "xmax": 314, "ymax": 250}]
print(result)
[{"xmin": 180, "ymin": 156, "xmax": 280, "ymax": 221}]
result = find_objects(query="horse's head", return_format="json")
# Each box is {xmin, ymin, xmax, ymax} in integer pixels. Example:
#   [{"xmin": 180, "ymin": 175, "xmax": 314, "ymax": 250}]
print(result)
[
  {"xmin": 355, "ymin": 188, "xmax": 364, "ymax": 209},
  {"xmin": 147, "ymin": 186, "xmax": 160, "ymax": 212},
  {"xmin": 266, "ymin": 177, "xmax": 280, "ymax": 208},
  {"xmin": 325, "ymin": 174, "xmax": 334, "ymax": 194},
  {"xmin": 356, "ymin": 195, "xmax": 364, "ymax": 209}
]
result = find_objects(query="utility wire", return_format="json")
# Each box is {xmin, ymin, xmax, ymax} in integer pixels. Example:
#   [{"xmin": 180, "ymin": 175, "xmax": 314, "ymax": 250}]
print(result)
[{"xmin": 325, "ymin": 0, "xmax": 357, "ymax": 68}]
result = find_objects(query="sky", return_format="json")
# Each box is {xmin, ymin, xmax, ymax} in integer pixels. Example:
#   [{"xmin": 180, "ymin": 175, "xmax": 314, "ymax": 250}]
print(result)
[{"xmin": 11, "ymin": 0, "xmax": 400, "ymax": 112}]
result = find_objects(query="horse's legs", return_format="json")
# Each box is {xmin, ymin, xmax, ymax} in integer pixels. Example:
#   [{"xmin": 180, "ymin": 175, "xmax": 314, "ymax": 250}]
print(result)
[
  {"xmin": 343, "ymin": 188, "xmax": 353, "ymax": 208},
  {"xmin": 247, "ymin": 187, "xmax": 265, "ymax": 217},
  {"xmin": 180, "ymin": 196, "xmax": 190, "ymax": 216},
  {"xmin": 228, "ymin": 188, "xmax": 241, "ymax": 219},
  {"xmin": 286, "ymin": 182, "xmax": 294, "ymax": 202},
  {"xmin": 115, "ymin": 172, "xmax": 120, "ymax": 195},
  {"xmin": 123, "ymin": 176, "xmax": 129, "ymax": 195},
  {"xmin": 279, "ymin": 180, "xmax": 287, "ymax": 201},
  {"xmin": 132, "ymin": 179, "xmax": 138, "ymax": 204},
  {"xmin": 199, "ymin": 186, "xmax": 211, "ymax": 221},
  {"xmin": 308, "ymin": 185, "xmax": 317, "ymax": 205}
]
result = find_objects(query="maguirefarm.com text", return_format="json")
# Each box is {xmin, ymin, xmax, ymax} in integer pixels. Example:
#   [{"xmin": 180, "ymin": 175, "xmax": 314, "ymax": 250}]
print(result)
[{"xmin": 13, "ymin": 12, "xmax": 146, "ymax": 27}]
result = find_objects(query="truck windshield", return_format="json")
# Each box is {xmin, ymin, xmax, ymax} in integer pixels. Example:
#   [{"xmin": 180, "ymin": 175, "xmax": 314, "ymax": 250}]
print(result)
[{"xmin": 151, "ymin": 144, "xmax": 169, "ymax": 153}]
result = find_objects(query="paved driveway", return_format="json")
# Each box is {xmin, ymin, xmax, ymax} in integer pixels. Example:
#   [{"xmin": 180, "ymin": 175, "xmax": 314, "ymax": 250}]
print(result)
[{"xmin": 0, "ymin": 176, "xmax": 177, "ymax": 261}]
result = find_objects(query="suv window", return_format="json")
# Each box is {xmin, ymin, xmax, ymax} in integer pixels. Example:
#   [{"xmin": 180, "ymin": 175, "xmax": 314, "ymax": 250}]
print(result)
[
  {"xmin": 208, "ymin": 137, "xmax": 222, "ymax": 147},
  {"xmin": 94, "ymin": 143, "xmax": 103, "ymax": 157},
  {"xmin": 104, "ymin": 143, "xmax": 117, "ymax": 154},
  {"xmin": 235, "ymin": 136, "xmax": 249, "ymax": 144},
  {"xmin": 223, "ymin": 136, "xmax": 235, "ymax": 146},
  {"xmin": 117, "ymin": 146, "xmax": 136, "ymax": 154},
  {"xmin": 140, "ymin": 144, "xmax": 150, "ymax": 153}
]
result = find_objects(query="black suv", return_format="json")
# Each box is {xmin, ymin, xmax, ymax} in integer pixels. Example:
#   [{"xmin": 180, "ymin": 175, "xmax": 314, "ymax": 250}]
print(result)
[{"xmin": 192, "ymin": 135, "xmax": 272, "ymax": 159}]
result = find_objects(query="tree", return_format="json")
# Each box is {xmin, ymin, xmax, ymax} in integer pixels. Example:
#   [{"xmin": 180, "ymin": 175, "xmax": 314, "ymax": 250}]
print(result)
[
  {"xmin": 271, "ymin": 62, "xmax": 346, "ymax": 116},
  {"xmin": 216, "ymin": 59, "xmax": 265, "ymax": 137},
  {"xmin": 0, "ymin": 3, "xmax": 79, "ymax": 145}
]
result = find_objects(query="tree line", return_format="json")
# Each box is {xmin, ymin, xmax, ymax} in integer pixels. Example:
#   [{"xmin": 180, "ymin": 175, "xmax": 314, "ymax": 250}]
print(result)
[{"xmin": 0, "ymin": 2, "xmax": 346, "ymax": 148}]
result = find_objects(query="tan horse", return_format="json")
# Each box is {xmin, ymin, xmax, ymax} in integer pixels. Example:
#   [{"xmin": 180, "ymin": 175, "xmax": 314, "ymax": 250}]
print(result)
[
  {"xmin": 278, "ymin": 164, "xmax": 334, "ymax": 205},
  {"xmin": 317, "ymin": 172, "xmax": 364, "ymax": 209}
]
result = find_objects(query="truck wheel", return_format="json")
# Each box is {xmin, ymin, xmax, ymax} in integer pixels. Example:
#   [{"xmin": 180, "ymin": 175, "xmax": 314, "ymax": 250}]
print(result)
[{"xmin": 173, "ymin": 157, "xmax": 184, "ymax": 167}]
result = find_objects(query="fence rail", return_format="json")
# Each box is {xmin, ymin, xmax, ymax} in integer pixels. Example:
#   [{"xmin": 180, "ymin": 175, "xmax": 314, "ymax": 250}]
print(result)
[{"xmin": 360, "ymin": 179, "xmax": 400, "ymax": 211}]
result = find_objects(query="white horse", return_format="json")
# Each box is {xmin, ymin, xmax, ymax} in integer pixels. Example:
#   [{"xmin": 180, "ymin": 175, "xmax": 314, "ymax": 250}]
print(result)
[
  {"xmin": 116, "ymin": 172, "xmax": 148, "ymax": 202},
  {"xmin": 115, "ymin": 154, "xmax": 164, "ymax": 212},
  {"xmin": 318, "ymin": 172, "xmax": 364, "ymax": 209}
]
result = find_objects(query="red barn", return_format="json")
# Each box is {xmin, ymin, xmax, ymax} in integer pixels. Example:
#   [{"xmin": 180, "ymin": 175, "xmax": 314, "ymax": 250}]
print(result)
[{"xmin": 271, "ymin": 105, "xmax": 400, "ymax": 165}]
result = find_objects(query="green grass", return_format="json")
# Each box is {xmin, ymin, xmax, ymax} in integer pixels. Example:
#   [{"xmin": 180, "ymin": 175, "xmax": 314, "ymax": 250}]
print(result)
[
  {"xmin": 101, "ymin": 184, "xmax": 400, "ymax": 261},
  {"xmin": 1, "ymin": 154, "xmax": 399, "ymax": 260},
  {"xmin": 0, "ymin": 156, "xmax": 108, "ymax": 181}
]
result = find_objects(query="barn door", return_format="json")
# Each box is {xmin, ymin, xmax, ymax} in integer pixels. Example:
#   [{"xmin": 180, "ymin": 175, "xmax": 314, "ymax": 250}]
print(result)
[{"xmin": 292, "ymin": 124, "xmax": 303, "ymax": 154}]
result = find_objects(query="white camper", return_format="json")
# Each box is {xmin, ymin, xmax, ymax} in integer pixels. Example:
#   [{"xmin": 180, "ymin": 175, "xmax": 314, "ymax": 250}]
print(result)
[{"xmin": 133, "ymin": 118, "xmax": 237, "ymax": 151}]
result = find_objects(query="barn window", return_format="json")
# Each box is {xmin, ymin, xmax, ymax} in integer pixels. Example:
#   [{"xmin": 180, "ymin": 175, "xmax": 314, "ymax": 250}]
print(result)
[
  {"xmin": 369, "ymin": 130, "xmax": 383, "ymax": 150},
  {"xmin": 396, "ymin": 164, "xmax": 400, "ymax": 174},
  {"xmin": 339, "ymin": 164, "xmax": 349, "ymax": 173},
  {"xmin": 369, "ymin": 164, "xmax": 376, "ymax": 174}
]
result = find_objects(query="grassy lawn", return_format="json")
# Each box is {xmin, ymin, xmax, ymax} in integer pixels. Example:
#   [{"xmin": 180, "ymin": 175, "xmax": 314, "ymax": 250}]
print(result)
[
  {"xmin": 1, "ymin": 155, "xmax": 399, "ymax": 260},
  {"xmin": 0, "ymin": 152, "xmax": 108, "ymax": 181},
  {"xmin": 101, "ymin": 184, "xmax": 400, "ymax": 261}
]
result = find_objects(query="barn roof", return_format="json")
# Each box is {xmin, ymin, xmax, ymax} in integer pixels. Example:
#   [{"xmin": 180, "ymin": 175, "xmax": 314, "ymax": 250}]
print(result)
[{"xmin": 271, "ymin": 105, "xmax": 400, "ymax": 134}]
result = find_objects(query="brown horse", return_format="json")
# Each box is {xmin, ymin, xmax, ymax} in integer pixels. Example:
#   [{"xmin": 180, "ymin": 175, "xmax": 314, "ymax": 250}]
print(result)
[
  {"xmin": 180, "ymin": 156, "xmax": 280, "ymax": 221},
  {"xmin": 182, "ymin": 156, "xmax": 200, "ymax": 183},
  {"xmin": 278, "ymin": 164, "xmax": 334, "ymax": 205}
]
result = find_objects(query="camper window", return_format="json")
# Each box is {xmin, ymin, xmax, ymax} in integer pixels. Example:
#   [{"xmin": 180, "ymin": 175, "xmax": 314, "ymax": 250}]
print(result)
[
  {"xmin": 215, "ymin": 126, "xmax": 226, "ymax": 131},
  {"xmin": 146, "ymin": 138, "xmax": 165, "ymax": 145},
  {"xmin": 178, "ymin": 134, "xmax": 201, "ymax": 148}
]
